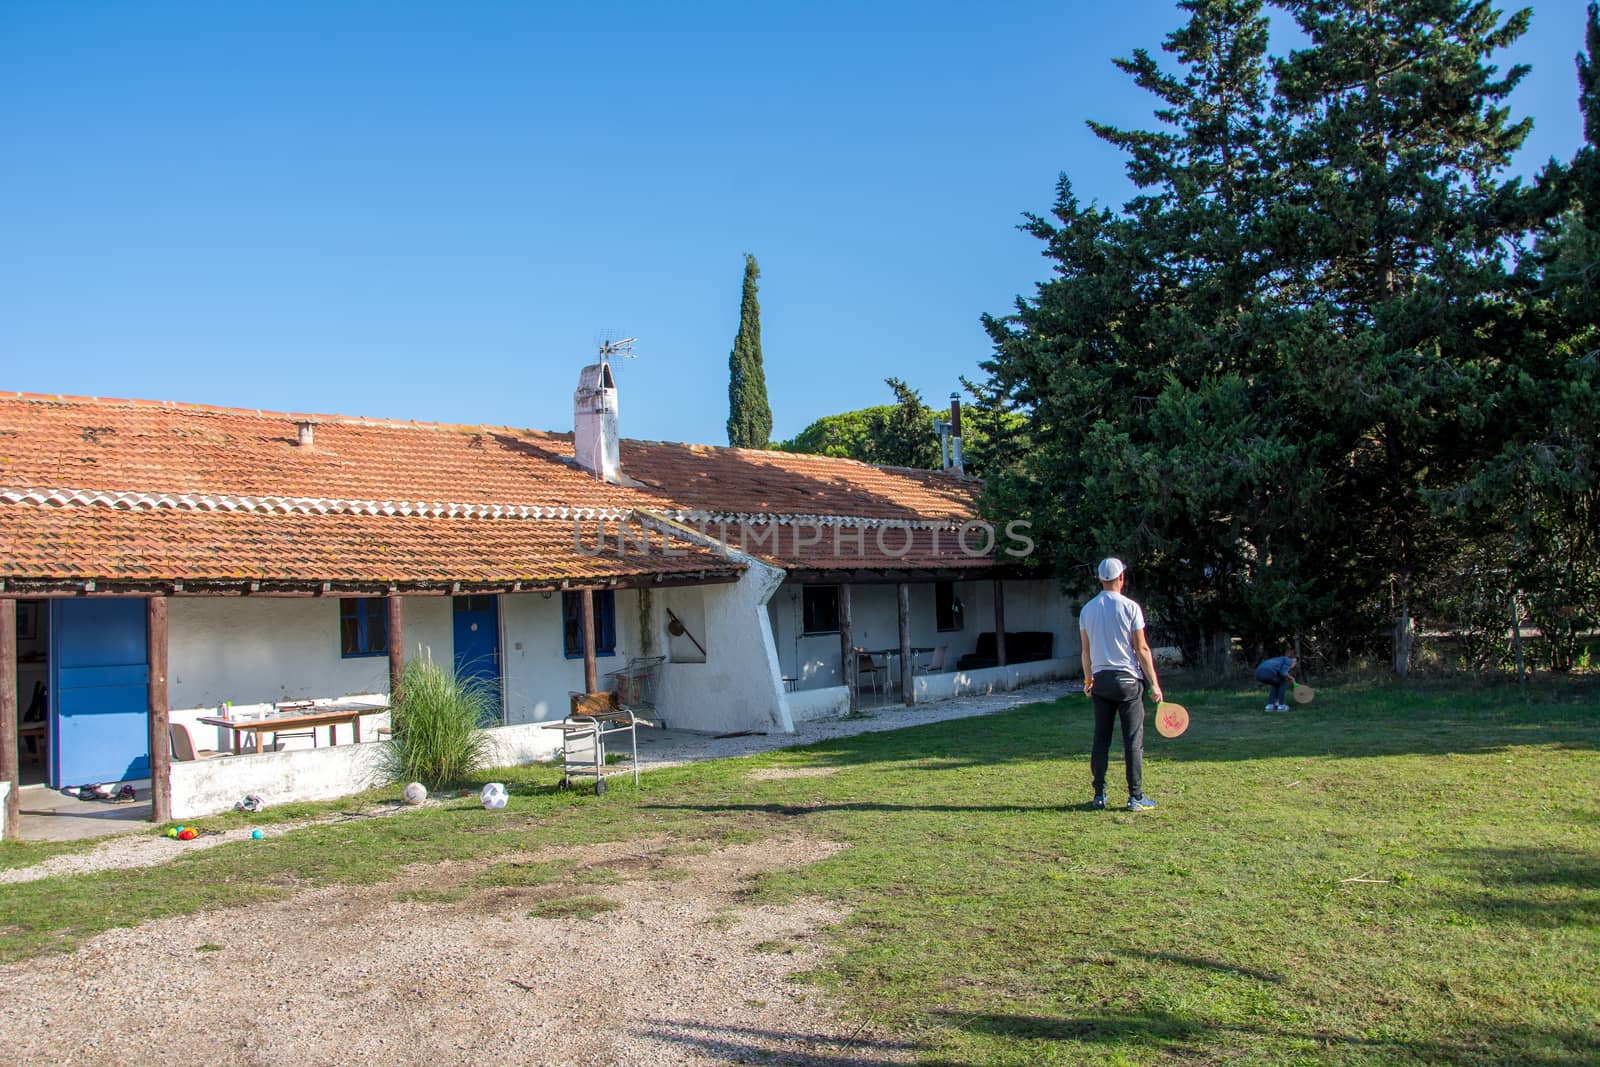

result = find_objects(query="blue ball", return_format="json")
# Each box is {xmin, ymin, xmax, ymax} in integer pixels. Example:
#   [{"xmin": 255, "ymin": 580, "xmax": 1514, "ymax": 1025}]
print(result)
[{"xmin": 250, "ymin": 829, "xmax": 264, "ymax": 840}]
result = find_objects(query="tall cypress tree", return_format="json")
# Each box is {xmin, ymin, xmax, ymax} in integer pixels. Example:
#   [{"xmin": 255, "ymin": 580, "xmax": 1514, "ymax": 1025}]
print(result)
[{"xmin": 726, "ymin": 254, "xmax": 773, "ymax": 448}]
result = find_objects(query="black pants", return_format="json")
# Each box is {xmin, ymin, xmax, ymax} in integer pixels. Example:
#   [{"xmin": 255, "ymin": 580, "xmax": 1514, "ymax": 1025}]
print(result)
[{"xmin": 1090, "ymin": 670, "xmax": 1145, "ymax": 797}]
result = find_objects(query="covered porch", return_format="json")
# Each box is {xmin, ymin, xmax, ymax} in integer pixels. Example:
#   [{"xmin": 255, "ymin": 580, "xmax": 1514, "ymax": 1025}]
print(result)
[{"xmin": 767, "ymin": 568, "xmax": 1079, "ymax": 718}]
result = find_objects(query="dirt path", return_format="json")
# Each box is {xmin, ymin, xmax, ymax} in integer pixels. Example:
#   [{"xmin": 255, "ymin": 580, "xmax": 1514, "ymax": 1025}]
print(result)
[{"xmin": 0, "ymin": 835, "xmax": 916, "ymax": 1066}]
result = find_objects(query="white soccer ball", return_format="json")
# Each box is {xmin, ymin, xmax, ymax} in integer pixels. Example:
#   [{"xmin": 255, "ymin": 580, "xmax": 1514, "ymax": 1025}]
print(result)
[
  {"xmin": 403, "ymin": 782, "xmax": 428, "ymax": 806},
  {"xmin": 480, "ymin": 782, "xmax": 508, "ymax": 810}
]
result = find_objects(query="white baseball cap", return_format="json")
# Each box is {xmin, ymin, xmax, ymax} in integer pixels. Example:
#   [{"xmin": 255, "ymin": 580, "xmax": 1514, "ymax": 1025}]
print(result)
[{"xmin": 1097, "ymin": 557, "xmax": 1126, "ymax": 581}]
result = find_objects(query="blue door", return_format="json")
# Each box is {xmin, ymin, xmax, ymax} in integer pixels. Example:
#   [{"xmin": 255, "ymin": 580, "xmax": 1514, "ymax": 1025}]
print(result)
[
  {"xmin": 51, "ymin": 599, "xmax": 150, "ymax": 787},
  {"xmin": 452, "ymin": 595, "xmax": 502, "ymax": 725}
]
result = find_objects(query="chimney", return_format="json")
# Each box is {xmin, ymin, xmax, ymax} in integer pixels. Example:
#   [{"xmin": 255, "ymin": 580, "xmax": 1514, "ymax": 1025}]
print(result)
[
  {"xmin": 294, "ymin": 419, "xmax": 318, "ymax": 448},
  {"xmin": 574, "ymin": 361, "xmax": 621, "ymax": 482},
  {"xmin": 948, "ymin": 394, "xmax": 965, "ymax": 475}
]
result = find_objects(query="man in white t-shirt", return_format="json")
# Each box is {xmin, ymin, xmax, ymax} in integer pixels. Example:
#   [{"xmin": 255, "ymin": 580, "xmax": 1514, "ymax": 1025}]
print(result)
[{"xmin": 1078, "ymin": 557, "xmax": 1163, "ymax": 812}]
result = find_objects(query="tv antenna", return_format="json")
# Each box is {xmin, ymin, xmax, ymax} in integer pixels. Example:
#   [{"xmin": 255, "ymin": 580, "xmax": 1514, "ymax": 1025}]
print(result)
[{"xmin": 596, "ymin": 335, "xmax": 638, "ymax": 363}]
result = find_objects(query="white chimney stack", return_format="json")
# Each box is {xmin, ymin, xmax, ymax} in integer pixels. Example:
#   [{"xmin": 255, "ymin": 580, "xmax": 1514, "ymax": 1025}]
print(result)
[{"xmin": 574, "ymin": 361, "xmax": 621, "ymax": 482}]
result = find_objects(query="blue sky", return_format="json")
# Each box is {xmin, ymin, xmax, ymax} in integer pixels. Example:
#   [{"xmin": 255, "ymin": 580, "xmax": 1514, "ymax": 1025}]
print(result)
[{"xmin": 1, "ymin": 1, "xmax": 1587, "ymax": 446}]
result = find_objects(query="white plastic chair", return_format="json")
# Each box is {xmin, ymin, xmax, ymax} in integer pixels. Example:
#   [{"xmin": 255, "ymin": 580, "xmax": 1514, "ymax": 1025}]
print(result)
[{"xmin": 913, "ymin": 646, "xmax": 950, "ymax": 674}]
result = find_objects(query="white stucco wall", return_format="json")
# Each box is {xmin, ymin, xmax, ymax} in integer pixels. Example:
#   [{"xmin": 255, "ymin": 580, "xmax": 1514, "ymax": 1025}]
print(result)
[
  {"xmin": 0, "ymin": 780, "xmax": 10, "ymax": 839},
  {"xmin": 169, "ymin": 740, "xmax": 385, "ymax": 819},
  {"xmin": 653, "ymin": 561, "xmax": 791, "ymax": 735},
  {"xmin": 168, "ymin": 596, "xmax": 453, "ymax": 710},
  {"xmin": 499, "ymin": 588, "xmax": 648, "ymax": 726},
  {"xmin": 167, "ymin": 595, "xmax": 449, "ymax": 753}
]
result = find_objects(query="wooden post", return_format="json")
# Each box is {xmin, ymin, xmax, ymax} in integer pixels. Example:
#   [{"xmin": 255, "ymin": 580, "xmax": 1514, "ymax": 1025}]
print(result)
[
  {"xmin": 386, "ymin": 594, "xmax": 405, "ymax": 702},
  {"xmin": 147, "ymin": 596, "xmax": 172, "ymax": 824},
  {"xmin": 993, "ymin": 580, "xmax": 1008, "ymax": 668},
  {"xmin": 1, "ymin": 599, "xmax": 19, "ymax": 840},
  {"xmin": 580, "ymin": 588, "xmax": 599, "ymax": 693},
  {"xmin": 898, "ymin": 582, "xmax": 913, "ymax": 707},
  {"xmin": 838, "ymin": 584, "xmax": 855, "ymax": 713},
  {"xmin": 1511, "ymin": 589, "xmax": 1526, "ymax": 686}
]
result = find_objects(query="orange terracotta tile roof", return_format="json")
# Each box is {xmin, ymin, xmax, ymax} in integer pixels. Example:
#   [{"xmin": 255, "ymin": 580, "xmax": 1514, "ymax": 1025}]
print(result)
[
  {"xmin": 0, "ymin": 391, "xmax": 989, "ymax": 585},
  {"xmin": 0, "ymin": 506, "xmax": 736, "ymax": 590}
]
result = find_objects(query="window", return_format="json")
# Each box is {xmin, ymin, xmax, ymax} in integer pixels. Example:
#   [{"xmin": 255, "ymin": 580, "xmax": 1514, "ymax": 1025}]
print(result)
[
  {"xmin": 935, "ymin": 581, "xmax": 964, "ymax": 632},
  {"xmin": 339, "ymin": 597, "xmax": 389, "ymax": 657},
  {"xmin": 562, "ymin": 590, "xmax": 617, "ymax": 658},
  {"xmin": 802, "ymin": 585, "xmax": 840, "ymax": 635}
]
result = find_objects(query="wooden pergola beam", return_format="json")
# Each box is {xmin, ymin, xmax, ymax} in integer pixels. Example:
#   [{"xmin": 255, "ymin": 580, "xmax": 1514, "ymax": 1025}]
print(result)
[
  {"xmin": 0, "ymin": 570, "xmax": 746, "ymax": 599},
  {"xmin": 898, "ymin": 582, "xmax": 913, "ymax": 707},
  {"xmin": 386, "ymin": 594, "xmax": 405, "ymax": 703},
  {"xmin": 579, "ymin": 587, "xmax": 599, "ymax": 694},
  {"xmin": 147, "ymin": 596, "xmax": 171, "ymax": 824},
  {"xmin": 838, "ymin": 584, "xmax": 855, "ymax": 713},
  {"xmin": 1, "ymin": 598, "xmax": 18, "ymax": 840},
  {"xmin": 993, "ymin": 580, "xmax": 1008, "ymax": 668}
]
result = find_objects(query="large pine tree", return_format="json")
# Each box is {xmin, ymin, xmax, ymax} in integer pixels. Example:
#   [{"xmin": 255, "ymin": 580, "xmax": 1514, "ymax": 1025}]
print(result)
[
  {"xmin": 981, "ymin": 0, "xmax": 1557, "ymax": 671},
  {"xmin": 1269, "ymin": 0, "xmax": 1538, "ymax": 674},
  {"xmin": 726, "ymin": 254, "xmax": 773, "ymax": 448}
]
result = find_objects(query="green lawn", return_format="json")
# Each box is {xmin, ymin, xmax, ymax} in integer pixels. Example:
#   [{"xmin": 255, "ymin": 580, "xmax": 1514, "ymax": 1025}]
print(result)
[{"xmin": 2, "ymin": 679, "xmax": 1596, "ymax": 1065}]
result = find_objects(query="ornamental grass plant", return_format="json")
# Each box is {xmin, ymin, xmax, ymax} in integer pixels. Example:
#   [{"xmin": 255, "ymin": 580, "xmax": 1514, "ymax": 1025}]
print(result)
[{"xmin": 376, "ymin": 659, "xmax": 493, "ymax": 790}]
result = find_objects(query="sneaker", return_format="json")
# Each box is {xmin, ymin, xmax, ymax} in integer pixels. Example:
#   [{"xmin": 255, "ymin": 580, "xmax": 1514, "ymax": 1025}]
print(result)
[
  {"xmin": 1127, "ymin": 795, "xmax": 1158, "ymax": 812},
  {"xmin": 1265, "ymin": 703, "xmax": 1278, "ymax": 713},
  {"xmin": 1090, "ymin": 793, "xmax": 1107, "ymax": 810},
  {"xmin": 1276, "ymin": 703, "xmax": 1291, "ymax": 712}
]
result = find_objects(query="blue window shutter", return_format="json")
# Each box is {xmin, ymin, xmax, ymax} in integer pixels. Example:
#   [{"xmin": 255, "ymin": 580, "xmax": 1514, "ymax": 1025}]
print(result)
[{"xmin": 598, "ymin": 591, "xmax": 616, "ymax": 654}]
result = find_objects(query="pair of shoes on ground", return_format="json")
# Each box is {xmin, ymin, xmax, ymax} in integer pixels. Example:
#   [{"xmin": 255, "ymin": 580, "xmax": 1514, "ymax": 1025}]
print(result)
[
  {"xmin": 1264, "ymin": 703, "xmax": 1291, "ymax": 713},
  {"xmin": 1091, "ymin": 793, "xmax": 1157, "ymax": 812}
]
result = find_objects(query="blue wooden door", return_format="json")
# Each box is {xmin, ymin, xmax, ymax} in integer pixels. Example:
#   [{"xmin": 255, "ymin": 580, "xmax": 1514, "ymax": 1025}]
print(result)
[
  {"xmin": 51, "ymin": 598, "xmax": 150, "ymax": 786},
  {"xmin": 452, "ymin": 595, "xmax": 502, "ymax": 725}
]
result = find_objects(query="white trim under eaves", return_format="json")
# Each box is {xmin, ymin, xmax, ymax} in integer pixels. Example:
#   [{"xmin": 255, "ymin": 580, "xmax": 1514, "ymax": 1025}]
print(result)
[{"xmin": 0, "ymin": 486, "xmax": 972, "ymax": 530}]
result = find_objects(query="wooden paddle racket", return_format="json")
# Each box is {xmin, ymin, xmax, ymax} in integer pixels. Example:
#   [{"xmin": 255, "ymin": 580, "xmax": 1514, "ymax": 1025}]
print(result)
[
  {"xmin": 1154, "ymin": 700, "xmax": 1190, "ymax": 738},
  {"xmin": 1293, "ymin": 684, "xmax": 1316, "ymax": 704}
]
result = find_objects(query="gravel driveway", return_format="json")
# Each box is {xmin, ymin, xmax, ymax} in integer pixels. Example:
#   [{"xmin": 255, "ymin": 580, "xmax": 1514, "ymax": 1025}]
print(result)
[{"xmin": 0, "ymin": 683, "xmax": 1073, "ymax": 1064}]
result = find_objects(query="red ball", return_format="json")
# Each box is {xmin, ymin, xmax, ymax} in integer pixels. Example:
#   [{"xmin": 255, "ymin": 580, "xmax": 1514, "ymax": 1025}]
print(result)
[{"xmin": 178, "ymin": 828, "xmax": 198, "ymax": 840}]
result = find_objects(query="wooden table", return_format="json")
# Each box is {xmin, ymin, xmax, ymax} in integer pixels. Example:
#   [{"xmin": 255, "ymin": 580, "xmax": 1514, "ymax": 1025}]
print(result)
[{"xmin": 197, "ymin": 701, "xmax": 388, "ymax": 755}]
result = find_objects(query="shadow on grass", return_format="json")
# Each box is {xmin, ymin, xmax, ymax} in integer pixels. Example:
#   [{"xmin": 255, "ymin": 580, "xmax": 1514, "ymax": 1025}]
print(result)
[
  {"xmin": 631, "ymin": 1019, "xmax": 920, "ymax": 1066},
  {"xmin": 926, "ymin": 1010, "xmax": 1600, "ymax": 1066},
  {"xmin": 641, "ymin": 802, "xmax": 1081, "ymax": 817},
  {"xmin": 1438, "ymin": 846, "xmax": 1600, "ymax": 929}
]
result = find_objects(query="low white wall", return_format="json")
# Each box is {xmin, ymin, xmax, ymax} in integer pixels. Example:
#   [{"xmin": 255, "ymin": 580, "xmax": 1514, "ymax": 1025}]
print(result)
[
  {"xmin": 170, "ymin": 741, "xmax": 385, "ymax": 820},
  {"xmin": 168, "ymin": 721, "xmax": 568, "ymax": 819},
  {"xmin": 483, "ymin": 721, "xmax": 564, "ymax": 766},
  {"xmin": 785, "ymin": 685, "xmax": 850, "ymax": 724},
  {"xmin": 914, "ymin": 657, "xmax": 1076, "ymax": 702},
  {"xmin": 0, "ymin": 780, "xmax": 9, "ymax": 839}
]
